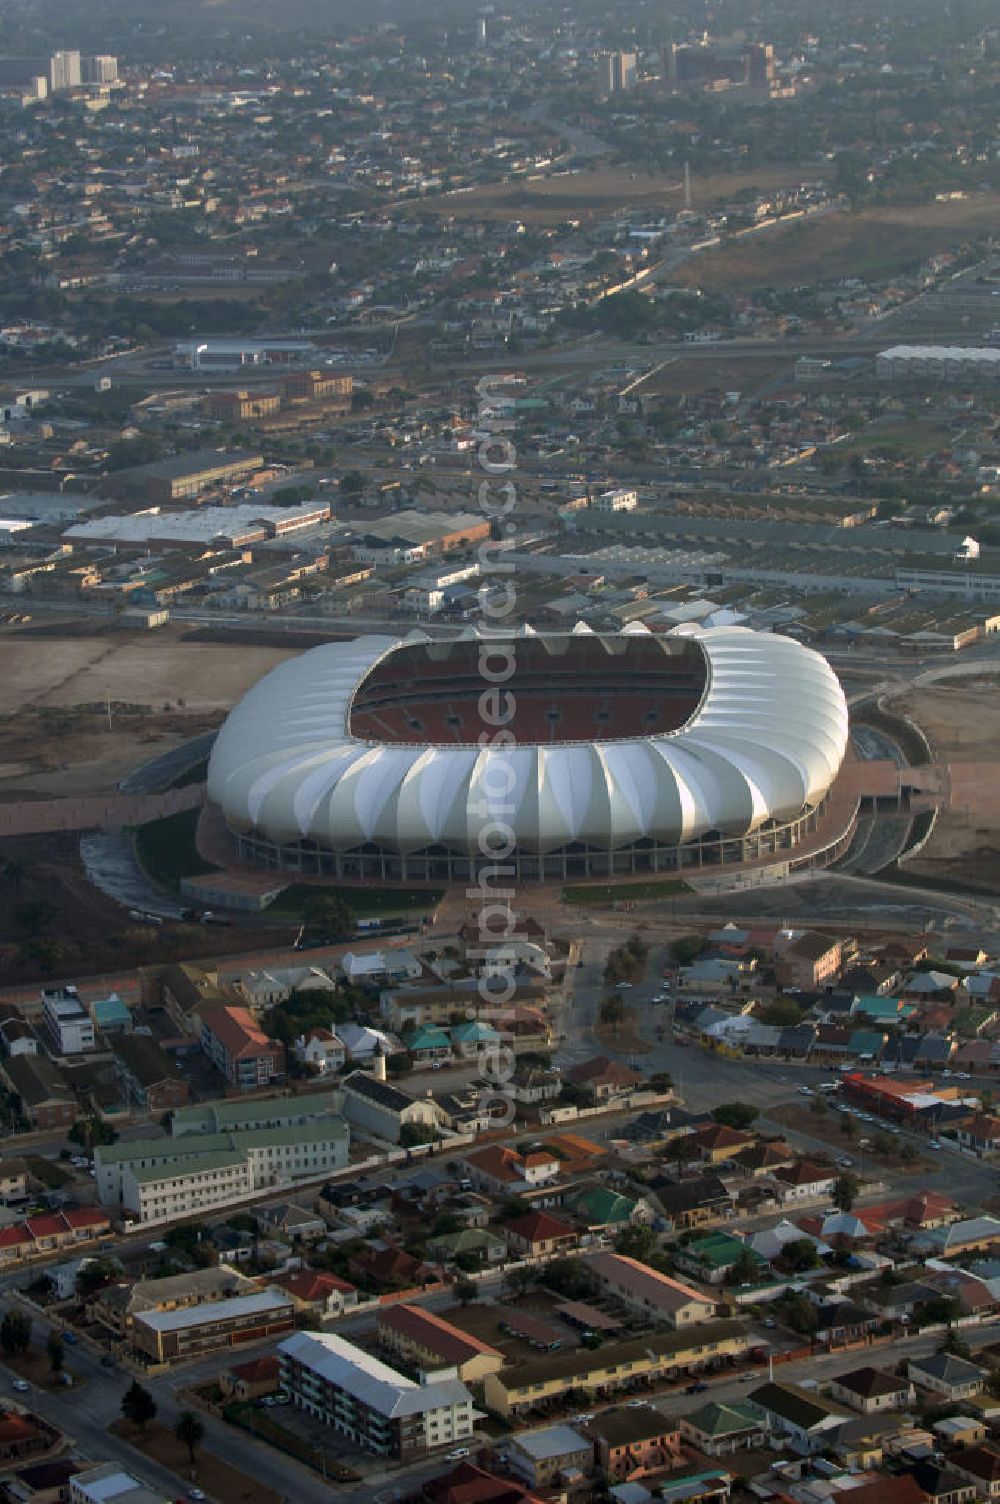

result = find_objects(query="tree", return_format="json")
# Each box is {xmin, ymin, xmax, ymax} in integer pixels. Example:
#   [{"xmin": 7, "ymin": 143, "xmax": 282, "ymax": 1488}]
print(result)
[
  {"xmin": 778, "ymin": 1292, "xmax": 819, "ymax": 1335},
  {"xmin": 0, "ymin": 1312, "xmax": 30, "ymax": 1357},
  {"xmin": 69, "ymin": 1116, "xmax": 117, "ymax": 1152},
  {"xmin": 454, "ymin": 1278, "xmax": 477, "ymax": 1307},
  {"xmin": 782, "ymin": 1238, "xmax": 820, "ymax": 1273},
  {"xmin": 834, "ymin": 1171, "xmax": 861, "ymax": 1212},
  {"xmin": 669, "ymin": 934, "xmax": 707, "ymax": 967},
  {"xmin": 76, "ymin": 1259, "xmax": 120, "ymax": 1298},
  {"xmin": 175, "ymin": 1410, "xmax": 205, "ymax": 1464},
  {"xmin": 302, "ymin": 894, "xmax": 352, "ymax": 941},
  {"xmin": 121, "ymin": 1381, "xmax": 157, "ymax": 1432},
  {"xmin": 729, "ymin": 1248, "xmax": 761, "ymax": 1286},
  {"xmin": 712, "ymin": 1102, "xmax": 759, "ymax": 1131},
  {"xmin": 493, "ymin": 1197, "xmax": 532, "ymax": 1223},
  {"xmin": 616, "ymin": 1224, "xmax": 658, "ymax": 1262},
  {"xmin": 506, "ymin": 1265, "xmax": 538, "ymax": 1298},
  {"xmin": 759, "ymin": 997, "xmax": 804, "ymax": 1027},
  {"xmin": 46, "ymin": 1331, "xmax": 64, "ymax": 1376}
]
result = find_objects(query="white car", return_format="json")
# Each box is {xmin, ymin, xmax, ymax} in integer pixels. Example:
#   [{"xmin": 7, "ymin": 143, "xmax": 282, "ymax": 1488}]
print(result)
[
  {"xmin": 627, "ymin": 1399, "xmax": 649, "ymax": 1408},
  {"xmin": 446, "ymin": 1448, "xmax": 471, "ymax": 1461},
  {"xmin": 11, "ymin": 1380, "xmax": 28, "ymax": 1393},
  {"xmin": 928, "ymin": 1140, "xmax": 942, "ymax": 1151},
  {"xmin": 798, "ymin": 1086, "xmax": 813, "ymax": 1097}
]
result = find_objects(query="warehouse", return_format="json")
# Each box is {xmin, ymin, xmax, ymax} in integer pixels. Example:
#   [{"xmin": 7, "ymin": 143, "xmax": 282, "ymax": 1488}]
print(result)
[{"xmin": 102, "ymin": 448, "xmax": 265, "ymax": 503}]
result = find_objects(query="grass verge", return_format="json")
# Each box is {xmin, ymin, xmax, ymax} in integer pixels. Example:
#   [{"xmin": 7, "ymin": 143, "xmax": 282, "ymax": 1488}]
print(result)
[
  {"xmin": 133, "ymin": 807, "xmax": 217, "ymax": 892},
  {"xmin": 265, "ymin": 883, "xmax": 443, "ymax": 921}
]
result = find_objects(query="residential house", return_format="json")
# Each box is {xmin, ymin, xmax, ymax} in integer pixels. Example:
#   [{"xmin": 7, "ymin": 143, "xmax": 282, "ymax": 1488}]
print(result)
[
  {"xmin": 955, "ymin": 1116, "xmax": 1000, "ymax": 1157},
  {"xmin": 450, "ymin": 1020, "xmax": 501, "ymax": 1060},
  {"xmin": 510, "ymin": 1067, "xmax": 562, "ymax": 1106},
  {"xmin": 830, "ymin": 1367, "xmax": 915, "ymax": 1414},
  {"xmin": 747, "ymin": 1381, "xmax": 850, "ymax": 1453},
  {"xmin": 680, "ymin": 1401, "xmax": 767, "ymax": 1457},
  {"xmin": 507, "ymin": 1425, "xmax": 593, "ymax": 1490},
  {"xmin": 0, "ymin": 1055, "xmax": 76, "ymax": 1130},
  {"xmin": 771, "ymin": 1161, "xmax": 838, "ymax": 1203},
  {"xmin": 905, "ymin": 1461, "xmax": 977, "ymax": 1504},
  {"xmin": 592, "ymin": 1408, "xmax": 682, "ymax": 1483},
  {"xmin": 293, "ymin": 1029, "xmax": 347, "ymax": 1076},
  {"xmin": 427, "ymin": 1228, "xmax": 506, "ymax": 1268},
  {"xmin": 907, "ymin": 1354, "xmax": 987, "ymax": 1401},
  {"xmin": 0, "ymin": 1159, "xmax": 29, "ymax": 1204},
  {"xmin": 220, "ymin": 1354, "xmax": 281, "ymax": 1402},
  {"xmin": 688, "ymin": 1124, "xmax": 755, "ymax": 1164},
  {"xmin": 271, "ymin": 1269, "xmax": 359, "ymax": 1319},
  {"xmin": 564, "ymin": 1185, "xmax": 654, "ymax": 1231},
  {"xmin": 462, "ymin": 1145, "xmax": 560, "ymax": 1196},
  {"xmin": 674, "ymin": 1233, "xmax": 766, "ymax": 1286},
  {"xmin": 567, "ymin": 1056, "xmax": 644, "ymax": 1102},
  {"xmin": 503, "ymin": 1211, "xmax": 579, "ymax": 1259},
  {"xmin": 256, "ymin": 1202, "xmax": 327, "ymax": 1243},
  {"xmin": 405, "ymin": 1025, "xmax": 453, "ymax": 1065},
  {"xmin": 650, "ymin": 1174, "xmax": 734, "ymax": 1231},
  {"xmin": 948, "ymin": 1446, "xmax": 1000, "ymax": 1501}
]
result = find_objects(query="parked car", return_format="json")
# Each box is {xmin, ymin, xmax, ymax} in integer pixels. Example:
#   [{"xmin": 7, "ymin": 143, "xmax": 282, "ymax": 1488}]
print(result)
[
  {"xmin": 685, "ymin": 1382, "xmax": 709, "ymax": 1395},
  {"xmin": 11, "ymin": 1380, "xmax": 28, "ymax": 1393},
  {"xmin": 445, "ymin": 1448, "xmax": 471, "ymax": 1462}
]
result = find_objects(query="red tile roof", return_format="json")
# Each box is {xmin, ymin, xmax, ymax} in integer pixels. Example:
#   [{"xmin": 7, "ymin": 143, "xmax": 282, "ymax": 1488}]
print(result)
[
  {"xmin": 379, "ymin": 1303, "xmax": 501, "ymax": 1363},
  {"xmin": 272, "ymin": 1269, "xmax": 355, "ymax": 1303},
  {"xmin": 204, "ymin": 1005, "xmax": 283, "ymax": 1061},
  {"xmin": 504, "ymin": 1210, "xmax": 578, "ymax": 1246}
]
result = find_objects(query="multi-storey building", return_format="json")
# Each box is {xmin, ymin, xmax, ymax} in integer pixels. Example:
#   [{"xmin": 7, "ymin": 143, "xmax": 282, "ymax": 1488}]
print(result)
[
  {"xmin": 199, "ymin": 1004, "xmax": 285, "ymax": 1091},
  {"xmin": 279, "ymin": 1330, "xmax": 474, "ymax": 1459},
  {"xmin": 81, "ymin": 54, "xmax": 118, "ymax": 84},
  {"xmin": 41, "ymin": 986, "xmax": 94, "ymax": 1055},
  {"xmin": 131, "ymin": 1288, "xmax": 295, "ymax": 1364},
  {"xmin": 96, "ymin": 1119, "xmax": 349, "ymax": 1225},
  {"xmin": 49, "ymin": 51, "xmax": 81, "ymax": 91}
]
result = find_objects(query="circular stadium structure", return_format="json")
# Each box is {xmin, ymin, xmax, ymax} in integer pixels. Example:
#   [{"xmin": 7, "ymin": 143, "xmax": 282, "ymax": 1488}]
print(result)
[{"xmin": 206, "ymin": 625, "xmax": 850, "ymax": 883}]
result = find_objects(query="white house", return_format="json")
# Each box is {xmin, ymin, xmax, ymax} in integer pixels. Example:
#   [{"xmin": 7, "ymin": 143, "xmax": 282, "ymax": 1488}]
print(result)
[
  {"xmin": 341, "ymin": 951, "xmax": 423, "ymax": 987},
  {"xmin": 293, "ymin": 1029, "xmax": 347, "ymax": 1075}
]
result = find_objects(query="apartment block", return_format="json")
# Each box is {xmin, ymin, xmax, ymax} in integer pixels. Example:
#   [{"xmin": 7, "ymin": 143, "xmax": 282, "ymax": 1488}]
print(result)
[
  {"xmin": 280, "ymin": 1330, "xmax": 474, "ymax": 1459},
  {"xmin": 41, "ymin": 986, "xmax": 95, "ymax": 1055},
  {"xmin": 199, "ymin": 1004, "xmax": 285, "ymax": 1090}
]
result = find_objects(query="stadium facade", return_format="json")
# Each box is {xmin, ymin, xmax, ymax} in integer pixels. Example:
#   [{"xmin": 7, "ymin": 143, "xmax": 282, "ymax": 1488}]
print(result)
[{"xmin": 206, "ymin": 625, "xmax": 849, "ymax": 883}]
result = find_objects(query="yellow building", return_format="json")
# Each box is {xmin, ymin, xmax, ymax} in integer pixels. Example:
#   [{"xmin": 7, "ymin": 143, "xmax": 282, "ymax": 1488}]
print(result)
[
  {"xmin": 377, "ymin": 1304, "xmax": 504, "ymax": 1385},
  {"xmin": 483, "ymin": 1319, "xmax": 749, "ymax": 1418}
]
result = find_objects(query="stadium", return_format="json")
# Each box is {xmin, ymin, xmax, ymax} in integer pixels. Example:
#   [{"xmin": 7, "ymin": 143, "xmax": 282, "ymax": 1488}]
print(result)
[{"xmin": 206, "ymin": 625, "xmax": 850, "ymax": 884}]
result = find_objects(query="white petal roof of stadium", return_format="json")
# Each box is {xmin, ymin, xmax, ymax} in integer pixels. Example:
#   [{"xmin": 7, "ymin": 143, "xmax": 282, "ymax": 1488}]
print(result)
[{"xmin": 207, "ymin": 625, "xmax": 849, "ymax": 858}]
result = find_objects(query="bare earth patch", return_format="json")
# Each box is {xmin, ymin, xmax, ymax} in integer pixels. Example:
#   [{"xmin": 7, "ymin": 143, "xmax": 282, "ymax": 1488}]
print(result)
[{"xmin": 111, "ymin": 1418, "xmax": 281, "ymax": 1504}]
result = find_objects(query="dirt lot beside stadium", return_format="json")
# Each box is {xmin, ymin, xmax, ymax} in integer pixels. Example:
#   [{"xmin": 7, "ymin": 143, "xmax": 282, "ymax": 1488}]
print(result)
[
  {"xmin": 0, "ymin": 622, "xmax": 296, "ymax": 797},
  {"xmin": 897, "ymin": 678, "xmax": 1000, "ymax": 890}
]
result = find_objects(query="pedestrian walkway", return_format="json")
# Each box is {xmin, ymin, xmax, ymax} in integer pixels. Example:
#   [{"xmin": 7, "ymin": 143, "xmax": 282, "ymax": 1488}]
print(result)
[{"xmin": 0, "ymin": 783, "xmax": 203, "ymax": 835}]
